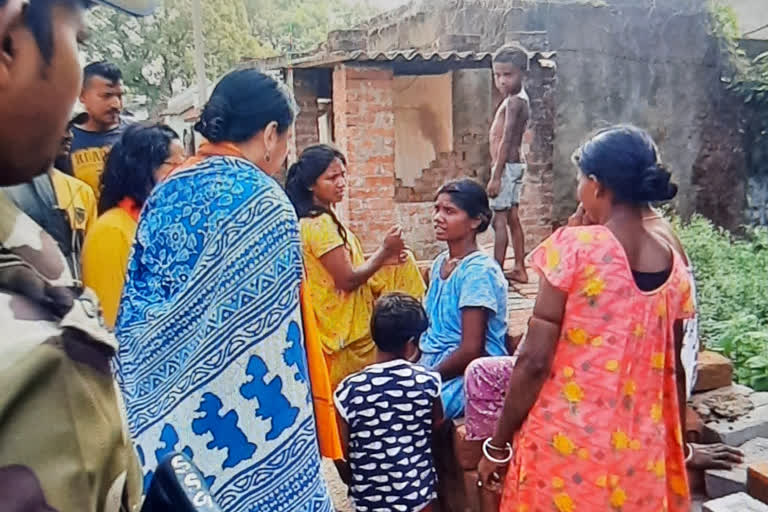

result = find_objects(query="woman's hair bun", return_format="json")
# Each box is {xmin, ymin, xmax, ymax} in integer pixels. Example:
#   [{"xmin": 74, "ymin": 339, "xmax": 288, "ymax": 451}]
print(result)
[
  {"xmin": 194, "ymin": 96, "xmax": 230, "ymax": 143},
  {"xmin": 574, "ymin": 125, "xmax": 679, "ymax": 205},
  {"xmin": 193, "ymin": 69, "xmax": 297, "ymax": 144},
  {"xmin": 637, "ymin": 163, "xmax": 678, "ymax": 202}
]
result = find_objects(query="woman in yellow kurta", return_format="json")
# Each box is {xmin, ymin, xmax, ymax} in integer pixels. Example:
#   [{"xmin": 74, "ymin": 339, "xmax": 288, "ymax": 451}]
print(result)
[
  {"xmin": 82, "ymin": 123, "xmax": 185, "ymax": 327},
  {"xmin": 286, "ymin": 144, "xmax": 426, "ymax": 390}
]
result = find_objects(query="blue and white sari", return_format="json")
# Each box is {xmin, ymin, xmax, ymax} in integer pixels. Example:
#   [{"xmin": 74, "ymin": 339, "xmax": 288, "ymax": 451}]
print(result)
[{"xmin": 115, "ymin": 155, "xmax": 332, "ymax": 512}]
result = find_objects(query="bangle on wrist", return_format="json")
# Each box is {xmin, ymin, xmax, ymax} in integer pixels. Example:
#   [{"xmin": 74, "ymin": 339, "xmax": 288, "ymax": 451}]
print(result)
[
  {"xmin": 684, "ymin": 443, "xmax": 693, "ymax": 464},
  {"xmin": 486, "ymin": 440, "xmax": 509, "ymax": 453},
  {"xmin": 483, "ymin": 438, "xmax": 513, "ymax": 465}
]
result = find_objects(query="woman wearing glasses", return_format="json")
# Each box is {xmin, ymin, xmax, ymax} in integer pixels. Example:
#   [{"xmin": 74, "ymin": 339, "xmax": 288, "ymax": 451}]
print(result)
[{"xmin": 82, "ymin": 123, "xmax": 184, "ymax": 327}]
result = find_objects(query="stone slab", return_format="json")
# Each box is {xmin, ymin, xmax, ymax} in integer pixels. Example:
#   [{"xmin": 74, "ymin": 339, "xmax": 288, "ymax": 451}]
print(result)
[
  {"xmin": 752, "ymin": 393, "xmax": 768, "ymax": 409},
  {"xmin": 703, "ymin": 492, "xmax": 768, "ymax": 512},
  {"xmin": 695, "ymin": 384, "xmax": 753, "ymax": 399},
  {"xmin": 706, "ymin": 438, "xmax": 768, "ymax": 499},
  {"xmin": 694, "ymin": 384, "xmax": 753, "ymax": 407},
  {"xmin": 695, "ymin": 351, "xmax": 734, "ymax": 392},
  {"xmin": 703, "ymin": 405, "xmax": 768, "ymax": 446}
]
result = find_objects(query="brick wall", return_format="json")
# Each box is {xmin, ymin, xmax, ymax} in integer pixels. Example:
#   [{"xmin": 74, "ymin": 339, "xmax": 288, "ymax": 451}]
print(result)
[
  {"xmin": 333, "ymin": 65, "xmax": 397, "ymax": 253},
  {"xmin": 396, "ymin": 202, "xmax": 441, "ymax": 260},
  {"xmin": 518, "ymin": 57, "xmax": 557, "ymax": 251},
  {"xmin": 394, "ymin": 57, "xmax": 557, "ymax": 259},
  {"xmin": 293, "ymin": 70, "xmax": 320, "ymax": 156}
]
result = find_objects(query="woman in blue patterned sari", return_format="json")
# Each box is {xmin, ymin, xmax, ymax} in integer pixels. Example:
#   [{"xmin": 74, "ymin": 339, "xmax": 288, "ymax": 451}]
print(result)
[{"xmin": 115, "ymin": 69, "xmax": 333, "ymax": 512}]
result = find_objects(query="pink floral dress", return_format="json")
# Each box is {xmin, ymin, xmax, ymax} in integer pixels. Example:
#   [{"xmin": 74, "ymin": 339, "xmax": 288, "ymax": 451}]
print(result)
[{"xmin": 500, "ymin": 225, "xmax": 695, "ymax": 512}]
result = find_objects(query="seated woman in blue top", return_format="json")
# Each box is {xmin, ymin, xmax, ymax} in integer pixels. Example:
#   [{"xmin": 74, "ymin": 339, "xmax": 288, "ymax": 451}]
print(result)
[{"xmin": 419, "ymin": 179, "xmax": 509, "ymax": 419}]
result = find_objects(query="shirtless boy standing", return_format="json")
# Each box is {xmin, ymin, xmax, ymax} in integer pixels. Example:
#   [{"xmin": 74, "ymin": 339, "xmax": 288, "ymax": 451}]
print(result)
[{"xmin": 488, "ymin": 45, "xmax": 530, "ymax": 283}]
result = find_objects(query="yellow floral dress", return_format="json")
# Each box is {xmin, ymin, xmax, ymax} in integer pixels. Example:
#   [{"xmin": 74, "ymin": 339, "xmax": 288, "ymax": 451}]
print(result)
[
  {"xmin": 300, "ymin": 213, "xmax": 425, "ymax": 389},
  {"xmin": 501, "ymin": 226, "xmax": 695, "ymax": 512}
]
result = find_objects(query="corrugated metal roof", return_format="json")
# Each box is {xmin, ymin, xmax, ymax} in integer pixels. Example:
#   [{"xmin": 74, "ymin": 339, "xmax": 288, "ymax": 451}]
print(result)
[
  {"xmin": 349, "ymin": 49, "xmax": 494, "ymax": 63},
  {"xmin": 289, "ymin": 49, "xmax": 555, "ymax": 69},
  {"xmin": 290, "ymin": 49, "xmax": 490, "ymax": 68}
]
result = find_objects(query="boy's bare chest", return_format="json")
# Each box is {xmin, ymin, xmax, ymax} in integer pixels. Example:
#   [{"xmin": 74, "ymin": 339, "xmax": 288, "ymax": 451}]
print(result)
[{"xmin": 490, "ymin": 103, "xmax": 506, "ymax": 138}]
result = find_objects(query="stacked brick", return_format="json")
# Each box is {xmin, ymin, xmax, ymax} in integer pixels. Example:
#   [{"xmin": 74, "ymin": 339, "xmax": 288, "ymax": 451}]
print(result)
[
  {"xmin": 292, "ymin": 72, "xmax": 320, "ymax": 156},
  {"xmin": 333, "ymin": 66, "xmax": 398, "ymax": 253}
]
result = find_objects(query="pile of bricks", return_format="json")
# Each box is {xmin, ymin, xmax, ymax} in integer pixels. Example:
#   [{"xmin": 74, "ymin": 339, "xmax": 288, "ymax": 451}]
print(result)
[{"xmin": 687, "ymin": 352, "xmax": 768, "ymax": 511}]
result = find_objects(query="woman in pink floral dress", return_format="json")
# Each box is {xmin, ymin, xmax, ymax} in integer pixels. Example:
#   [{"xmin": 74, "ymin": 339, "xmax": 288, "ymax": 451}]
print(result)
[{"xmin": 475, "ymin": 125, "xmax": 695, "ymax": 512}]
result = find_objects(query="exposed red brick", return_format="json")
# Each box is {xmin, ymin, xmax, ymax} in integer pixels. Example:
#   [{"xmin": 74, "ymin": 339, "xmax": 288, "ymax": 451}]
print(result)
[
  {"xmin": 292, "ymin": 71, "xmax": 320, "ymax": 157},
  {"xmin": 694, "ymin": 351, "xmax": 734, "ymax": 392},
  {"xmin": 748, "ymin": 463, "xmax": 768, "ymax": 504},
  {"xmin": 333, "ymin": 64, "xmax": 397, "ymax": 252}
]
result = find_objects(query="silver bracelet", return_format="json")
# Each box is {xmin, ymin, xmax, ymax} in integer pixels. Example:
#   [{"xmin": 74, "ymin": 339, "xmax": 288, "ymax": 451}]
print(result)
[
  {"xmin": 684, "ymin": 443, "xmax": 693, "ymax": 464},
  {"xmin": 486, "ymin": 440, "xmax": 509, "ymax": 453},
  {"xmin": 483, "ymin": 438, "xmax": 513, "ymax": 465}
]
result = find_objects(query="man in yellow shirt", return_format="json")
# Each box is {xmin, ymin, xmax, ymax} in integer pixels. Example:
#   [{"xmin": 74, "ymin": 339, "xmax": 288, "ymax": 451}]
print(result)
[
  {"xmin": 3, "ymin": 124, "xmax": 97, "ymax": 281},
  {"xmin": 70, "ymin": 61, "xmax": 126, "ymax": 199}
]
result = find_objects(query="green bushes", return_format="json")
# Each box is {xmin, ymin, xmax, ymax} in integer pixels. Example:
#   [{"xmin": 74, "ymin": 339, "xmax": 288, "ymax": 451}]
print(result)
[{"xmin": 675, "ymin": 215, "xmax": 768, "ymax": 389}]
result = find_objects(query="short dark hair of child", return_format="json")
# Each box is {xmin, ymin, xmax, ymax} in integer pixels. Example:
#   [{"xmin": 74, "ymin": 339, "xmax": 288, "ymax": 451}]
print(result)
[
  {"xmin": 371, "ymin": 293, "xmax": 428, "ymax": 354},
  {"xmin": 493, "ymin": 44, "xmax": 529, "ymax": 71}
]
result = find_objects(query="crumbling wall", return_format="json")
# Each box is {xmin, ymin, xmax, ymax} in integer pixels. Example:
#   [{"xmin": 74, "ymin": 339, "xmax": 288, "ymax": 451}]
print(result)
[
  {"xmin": 393, "ymin": 57, "xmax": 556, "ymax": 260},
  {"xmin": 393, "ymin": 73, "xmax": 454, "ymax": 187},
  {"xmin": 365, "ymin": 0, "xmax": 748, "ymax": 228}
]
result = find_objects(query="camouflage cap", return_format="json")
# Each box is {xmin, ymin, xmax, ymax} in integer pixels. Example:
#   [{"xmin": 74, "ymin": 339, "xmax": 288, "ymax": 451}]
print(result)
[{"xmin": 94, "ymin": 0, "xmax": 157, "ymax": 16}]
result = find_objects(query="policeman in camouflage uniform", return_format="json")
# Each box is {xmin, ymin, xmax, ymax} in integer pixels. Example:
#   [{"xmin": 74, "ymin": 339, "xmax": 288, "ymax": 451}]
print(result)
[{"xmin": 0, "ymin": 1, "xmax": 156, "ymax": 511}]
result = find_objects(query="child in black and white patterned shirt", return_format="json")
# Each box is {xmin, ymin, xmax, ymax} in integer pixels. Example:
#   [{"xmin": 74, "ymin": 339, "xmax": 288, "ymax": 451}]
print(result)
[{"xmin": 334, "ymin": 293, "xmax": 444, "ymax": 512}]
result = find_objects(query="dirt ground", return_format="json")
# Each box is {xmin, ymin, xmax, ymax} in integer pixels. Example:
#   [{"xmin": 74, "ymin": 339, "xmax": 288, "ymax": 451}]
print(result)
[{"xmin": 322, "ymin": 458, "xmax": 354, "ymax": 512}]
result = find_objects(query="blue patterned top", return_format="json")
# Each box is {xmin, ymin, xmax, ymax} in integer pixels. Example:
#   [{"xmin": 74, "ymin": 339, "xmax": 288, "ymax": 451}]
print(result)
[{"xmin": 115, "ymin": 156, "xmax": 332, "ymax": 512}]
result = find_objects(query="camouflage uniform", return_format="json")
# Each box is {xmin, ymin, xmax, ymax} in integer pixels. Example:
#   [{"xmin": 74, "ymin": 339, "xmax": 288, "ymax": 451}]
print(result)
[{"xmin": 0, "ymin": 192, "xmax": 142, "ymax": 512}]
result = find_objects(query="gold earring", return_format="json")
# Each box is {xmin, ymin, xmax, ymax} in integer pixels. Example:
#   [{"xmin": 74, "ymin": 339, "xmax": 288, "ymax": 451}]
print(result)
[{"xmin": 265, "ymin": 151, "xmax": 271, "ymax": 163}]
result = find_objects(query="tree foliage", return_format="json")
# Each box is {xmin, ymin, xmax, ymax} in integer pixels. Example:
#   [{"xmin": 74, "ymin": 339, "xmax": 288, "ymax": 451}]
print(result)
[
  {"xmin": 245, "ymin": 0, "xmax": 379, "ymax": 55},
  {"xmin": 711, "ymin": 3, "xmax": 768, "ymax": 107},
  {"xmin": 83, "ymin": 0, "xmax": 381, "ymax": 114}
]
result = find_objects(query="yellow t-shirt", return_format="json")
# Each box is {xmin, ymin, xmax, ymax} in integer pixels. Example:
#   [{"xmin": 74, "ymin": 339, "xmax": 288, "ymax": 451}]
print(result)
[
  {"xmin": 82, "ymin": 207, "xmax": 137, "ymax": 328},
  {"xmin": 301, "ymin": 214, "xmax": 375, "ymax": 354},
  {"xmin": 50, "ymin": 169, "xmax": 97, "ymax": 235},
  {"xmin": 71, "ymin": 146, "xmax": 109, "ymax": 198},
  {"xmin": 70, "ymin": 124, "xmax": 123, "ymax": 201}
]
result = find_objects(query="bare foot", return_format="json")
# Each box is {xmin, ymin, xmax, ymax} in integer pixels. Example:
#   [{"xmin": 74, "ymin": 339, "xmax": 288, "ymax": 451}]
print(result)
[{"xmin": 508, "ymin": 267, "xmax": 529, "ymax": 284}]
